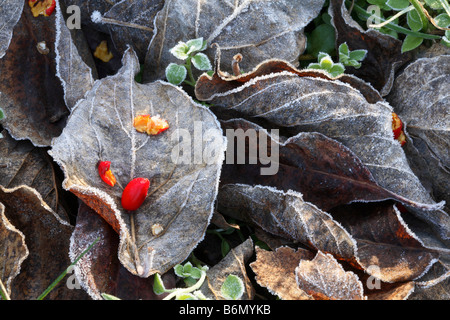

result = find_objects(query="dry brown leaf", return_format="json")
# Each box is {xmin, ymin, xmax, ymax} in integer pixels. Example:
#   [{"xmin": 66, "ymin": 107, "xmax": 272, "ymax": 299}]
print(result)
[
  {"xmin": 0, "ymin": 202, "xmax": 28, "ymax": 298},
  {"xmin": 0, "ymin": 185, "xmax": 89, "ymax": 299},
  {"xmin": 295, "ymin": 251, "xmax": 366, "ymax": 300},
  {"xmin": 0, "ymin": 129, "xmax": 69, "ymax": 222},
  {"xmin": 250, "ymin": 246, "xmax": 314, "ymax": 300}
]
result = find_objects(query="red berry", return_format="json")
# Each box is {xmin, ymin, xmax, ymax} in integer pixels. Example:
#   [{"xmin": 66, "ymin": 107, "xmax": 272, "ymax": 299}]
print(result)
[
  {"xmin": 121, "ymin": 178, "xmax": 150, "ymax": 211},
  {"xmin": 98, "ymin": 161, "xmax": 117, "ymax": 187}
]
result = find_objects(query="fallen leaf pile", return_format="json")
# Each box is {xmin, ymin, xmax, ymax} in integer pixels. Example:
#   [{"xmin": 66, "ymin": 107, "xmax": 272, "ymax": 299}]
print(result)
[{"xmin": 0, "ymin": 0, "xmax": 448, "ymax": 300}]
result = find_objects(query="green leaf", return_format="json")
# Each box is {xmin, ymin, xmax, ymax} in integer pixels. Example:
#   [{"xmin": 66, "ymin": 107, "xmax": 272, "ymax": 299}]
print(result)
[
  {"xmin": 221, "ymin": 275, "xmax": 245, "ymax": 300},
  {"xmin": 319, "ymin": 55, "xmax": 334, "ymax": 70},
  {"xmin": 401, "ymin": 34, "xmax": 424, "ymax": 52},
  {"xmin": 407, "ymin": 9, "xmax": 424, "ymax": 32},
  {"xmin": 435, "ymin": 13, "xmax": 450, "ymax": 28},
  {"xmin": 345, "ymin": 59, "xmax": 362, "ymax": 68},
  {"xmin": 348, "ymin": 49, "xmax": 367, "ymax": 61},
  {"xmin": 329, "ymin": 63, "xmax": 345, "ymax": 77},
  {"xmin": 424, "ymin": 0, "xmax": 444, "ymax": 9},
  {"xmin": 165, "ymin": 63, "xmax": 187, "ymax": 85},
  {"xmin": 442, "ymin": 33, "xmax": 450, "ymax": 47},
  {"xmin": 221, "ymin": 239, "xmax": 231, "ymax": 257},
  {"xmin": 306, "ymin": 24, "xmax": 336, "ymax": 58},
  {"xmin": 186, "ymin": 37, "xmax": 205, "ymax": 54},
  {"xmin": 189, "ymin": 267, "xmax": 203, "ymax": 280},
  {"xmin": 191, "ymin": 53, "xmax": 212, "ymax": 71},
  {"xmin": 338, "ymin": 43, "xmax": 349, "ymax": 56},
  {"xmin": 153, "ymin": 273, "xmax": 168, "ymax": 295},
  {"xmin": 0, "ymin": 108, "xmax": 4, "ymax": 120},
  {"xmin": 176, "ymin": 293, "xmax": 198, "ymax": 300},
  {"xmin": 386, "ymin": 0, "xmax": 410, "ymax": 10},
  {"xmin": 306, "ymin": 63, "xmax": 322, "ymax": 70},
  {"xmin": 101, "ymin": 293, "xmax": 121, "ymax": 300},
  {"xmin": 174, "ymin": 264, "xmax": 186, "ymax": 277},
  {"xmin": 169, "ymin": 41, "xmax": 189, "ymax": 60}
]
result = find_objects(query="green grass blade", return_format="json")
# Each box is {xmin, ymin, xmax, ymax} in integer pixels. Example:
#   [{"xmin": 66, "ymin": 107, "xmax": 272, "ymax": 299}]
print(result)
[{"xmin": 36, "ymin": 237, "xmax": 100, "ymax": 300}]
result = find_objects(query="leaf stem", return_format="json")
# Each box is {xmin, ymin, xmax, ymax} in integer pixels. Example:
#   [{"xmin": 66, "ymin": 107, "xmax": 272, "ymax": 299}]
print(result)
[
  {"xmin": 347, "ymin": 0, "xmax": 441, "ymax": 39},
  {"xmin": 184, "ymin": 57, "xmax": 196, "ymax": 87},
  {"xmin": 163, "ymin": 269, "xmax": 207, "ymax": 300},
  {"xmin": 368, "ymin": 6, "xmax": 414, "ymax": 28}
]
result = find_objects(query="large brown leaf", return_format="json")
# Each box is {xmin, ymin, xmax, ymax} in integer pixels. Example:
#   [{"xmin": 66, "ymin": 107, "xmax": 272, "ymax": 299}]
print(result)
[
  {"xmin": 220, "ymin": 118, "xmax": 416, "ymax": 212},
  {"xmin": 195, "ymin": 56, "xmax": 449, "ymax": 239},
  {"xmin": 0, "ymin": 185, "xmax": 89, "ymax": 299},
  {"xmin": 49, "ymin": 48, "xmax": 227, "ymax": 277},
  {"xmin": 143, "ymin": 0, "xmax": 325, "ymax": 82},
  {"xmin": 0, "ymin": 2, "xmax": 68, "ymax": 147}
]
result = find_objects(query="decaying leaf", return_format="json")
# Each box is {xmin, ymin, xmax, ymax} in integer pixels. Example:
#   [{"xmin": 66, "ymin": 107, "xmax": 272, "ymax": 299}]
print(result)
[
  {"xmin": 0, "ymin": 185, "xmax": 88, "ymax": 299},
  {"xmin": 218, "ymin": 184, "xmax": 358, "ymax": 260},
  {"xmin": 50, "ymin": 48, "xmax": 227, "ymax": 278},
  {"xmin": 329, "ymin": 0, "xmax": 411, "ymax": 96},
  {"xmin": 0, "ymin": 0, "xmax": 24, "ymax": 59},
  {"xmin": 0, "ymin": 2, "xmax": 68, "ymax": 147},
  {"xmin": 70, "ymin": 201, "xmax": 175, "ymax": 300},
  {"xmin": 200, "ymin": 238, "xmax": 254, "ymax": 300},
  {"xmin": 143, "ymin": 0, "xmax": 325, "ymax": 82},
  {"xmin": 195, "ymin": 55, "xmax": 449, "ymax": 239},
  {"xmin": 330, "ymin": 202, "xmax": 442, "ymax": 283},
  {"xmin": 220, "ymin": 119, "xmax": 419, "ymax": 212},
  {"xmin": 55, "ymin": 0, "xmax": 97, "ymax": 111},
  {"xmin": 250, "ymin": 246, "xmax": 314, "ymax": 300},
  {"xmin": 295, "ymin": 251, "xmax": 366, "ymax": 300},
  {"xmin": 0, "ymin": 129, "xmax": 69, "ymax": 222},
  {"xmin": 387, "ymin": 55, "xmax": 450, "ymax": 212},
  {"xmin": 0, "ymin": 202, "xmax": 28, "ymax": 298},
  {"xmin": 99, "ymin": 0, "xmax": 163, "ymax": 62}
]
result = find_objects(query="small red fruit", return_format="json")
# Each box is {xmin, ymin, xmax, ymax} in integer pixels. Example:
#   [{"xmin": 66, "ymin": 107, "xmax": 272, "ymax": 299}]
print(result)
[
  {"xmin": 98, "ymin": 161, "xmax": 117, "ymax": 187},
  {"xmin": 121, "ymin": 177, "xmax": 150, "ymax": 211},
  {"xmin": 392, "ymin": 113, "xmax": 406, "ymax": 146}
]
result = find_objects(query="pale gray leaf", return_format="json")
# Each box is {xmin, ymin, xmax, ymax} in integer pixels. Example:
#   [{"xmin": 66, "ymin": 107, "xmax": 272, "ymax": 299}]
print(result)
[
  {"xmin": 49, "ymin": 48, "xmax": 227, "ymax": 277},
  {"xmin": 387, "ymin": 55, "xmax": 450, "ymax": 212},
  {"xmin": 0, "ymin": 0, "xmax": 24, "ymax": 59},
  {"xmin": 55, "ymin": 0, "xmax": 97, "ymax": 111},
  {"xmin": 143, "ymin": 0, "xmax": 325, "ymax": 82}
]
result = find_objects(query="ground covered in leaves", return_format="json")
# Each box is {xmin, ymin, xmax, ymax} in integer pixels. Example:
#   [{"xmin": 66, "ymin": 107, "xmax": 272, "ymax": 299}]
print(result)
[{"xmin": 0, "ymin": 0, "xmax": 449, "ymax": 300}]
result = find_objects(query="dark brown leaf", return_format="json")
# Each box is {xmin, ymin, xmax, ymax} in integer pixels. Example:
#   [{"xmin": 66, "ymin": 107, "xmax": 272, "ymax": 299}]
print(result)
[
  {"xmin": 0, "ymin": 3, "xmax": 68, "ymax": 146},
  {"xmin": 0, "ymin": 185, "xmax": 89, "ymax": 299}
]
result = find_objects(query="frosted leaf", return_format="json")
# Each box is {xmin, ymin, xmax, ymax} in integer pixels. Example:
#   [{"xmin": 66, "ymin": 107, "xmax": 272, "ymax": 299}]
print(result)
[
  {"xmin": 50, "ymin": 48, "xmax": 227, "ymax": 277},
  {"xmin": 0, "ymin": 185, "xmax": 88, "ymax": 299},
  {"xmin": 0, "ymin": 0, "xmax": 24, "ymax": 59},
  {"xmin": 55, "ymin": 0, "xmax": 97, "ymax": 111},
  {"xmin": 387, "ymin": 55, "xmax": 450, "ymax": 213},
  {"xmin": 199, "ymin": 238, "xmax": 254, "ymax": 300},
  {"xmin": 250, "ymin": 246, "xmax": 314, "ymax": 300},
  {"xmin": 143, "ymin": 0, "xmax": 325, "ymax": 82},
  {"xmin": 218, "ymin": 184, "xmax": 358, "ymax": 260},
  {"xmin": 196, "ymin": 57, "xmax": 449, "ymax": 238},
  {"xmin": 295, "ymin": 251, "xmax": 366, "ymax": 300}
]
